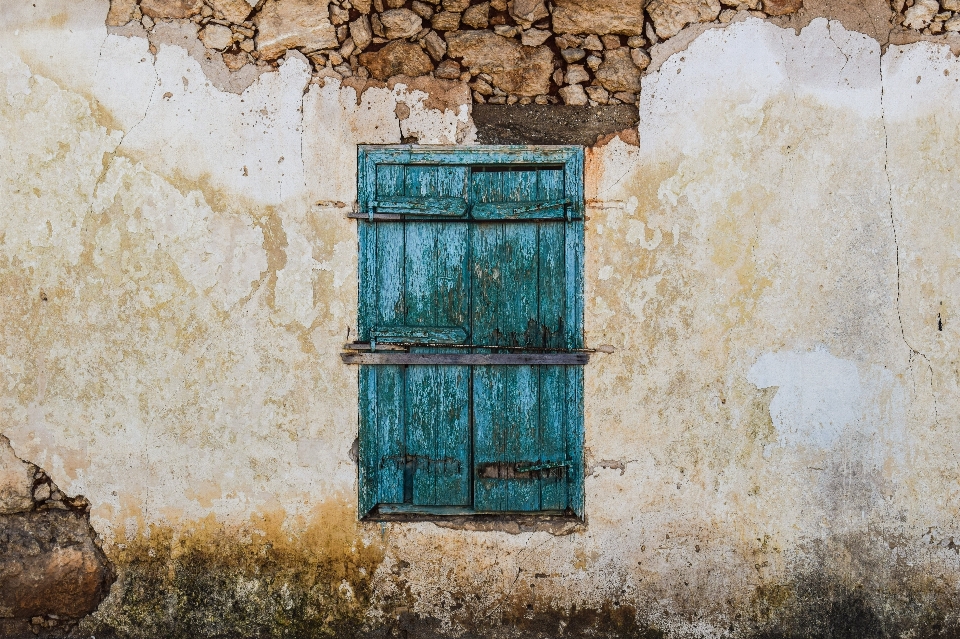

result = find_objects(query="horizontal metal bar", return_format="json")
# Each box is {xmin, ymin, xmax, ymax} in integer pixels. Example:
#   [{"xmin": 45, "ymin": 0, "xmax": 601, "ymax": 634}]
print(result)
[{"xmin": 341, "ymin": 353, "xmax": 589, "ymax": 365}]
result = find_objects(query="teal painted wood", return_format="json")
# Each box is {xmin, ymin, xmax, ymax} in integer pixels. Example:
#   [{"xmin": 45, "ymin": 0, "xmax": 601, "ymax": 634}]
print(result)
[
  {"xmin": 371, "ymin": 327, "xmax": 468, "ymax": 344},
  {"xmin": 471, "ymin": 200, "xmax": 569, "ymax": 220},
  {"xmin": 404, "ymin": 362, "xmax": 471, "ymax": 506},
  {"xmin": 356, "ymin": 145, "xmax": 585, "ymax": 519},
  {"xmin": 372, "ymin": 196, "xmax": 467, "ymax": 216}
]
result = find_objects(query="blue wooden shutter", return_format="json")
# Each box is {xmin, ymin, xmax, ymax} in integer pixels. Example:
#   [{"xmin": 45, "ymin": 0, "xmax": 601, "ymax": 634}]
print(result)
[
  {"xmin": 469, "ymin": 166, "xmax": 583, "ymax": 514},
  {"xmin": 356, "ymin": 147, "xmax": 584, "ymax": 519},
  {"xmin": 359, "ymin": 163, "xmax": 472, "ymax": 513}
]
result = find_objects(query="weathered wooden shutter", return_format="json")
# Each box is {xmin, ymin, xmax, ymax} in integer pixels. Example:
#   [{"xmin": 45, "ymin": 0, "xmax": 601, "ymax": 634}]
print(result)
[{"xmin": 354, "ymin": 147, "xmax": 584, "ymax": 518}]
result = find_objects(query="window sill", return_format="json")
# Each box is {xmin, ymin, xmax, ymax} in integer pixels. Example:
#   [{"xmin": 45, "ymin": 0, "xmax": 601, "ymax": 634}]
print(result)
[{"xmin": 362, "ymin": 505, "xmax": 585, "ymax": 535}]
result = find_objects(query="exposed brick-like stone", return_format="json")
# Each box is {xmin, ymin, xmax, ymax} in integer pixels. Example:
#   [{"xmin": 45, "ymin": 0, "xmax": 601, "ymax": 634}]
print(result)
[
  {"xmin": 595, "ymin": 47, "xmax": 641, "ymax": 92},
  {"xmin": 446, "ymin": 30, "xmax": 553, "ymax": 96},
  {"xmin": 645, "ymin": 0, "xmax": 721, "ymax": 38},
  {"xmin": 255, "ymin": 0, "xmax": 338, "ymax": 60},
  {"xmin": 140, "ymin": 0, "xmax": 204, "ymax": 19},
  {"xmin": 359, "ymin": 40, "xmax": 435, "ymax": 79},
  {"xmin": 552, "ymin": 0, "xmax": 646, "ymax": 35},
  {"xmin": 762, "ymin": 0, "xmax": 802, "ymax": 16},
  {"xmin": 208, "ymin": 0, "xmax": 256, "ymax": 23},
  {"xmin": 0, "ymin": 510, "xmax": 115, "ymax": 621}
]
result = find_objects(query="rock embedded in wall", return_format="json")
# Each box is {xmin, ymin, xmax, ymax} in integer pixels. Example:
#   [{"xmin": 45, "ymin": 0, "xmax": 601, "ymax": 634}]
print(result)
[
  {"xmin": 360, "ymin": 40, "xmax": 436, "ymax": 79},
  {"xmin": 255, "ymin": 0, "xmax": 339, "ymax": 60},
  {"xmin": 646, "ymin": 0, "xmax": 721, "ymax": 38},
  {"xmin": 551, "ymin": 0, "xmax": 646, "ymax": 35},
  {"xmin": 140, "ymin": 0, "xmax": 205, "ymax": 19},
  {"xmin": 0, "ymin": 437, "xmax": 115, "ymax": 636},
  {"xmin": 446, "ymin": 30, "xmax": 553, "ymax": 97}
]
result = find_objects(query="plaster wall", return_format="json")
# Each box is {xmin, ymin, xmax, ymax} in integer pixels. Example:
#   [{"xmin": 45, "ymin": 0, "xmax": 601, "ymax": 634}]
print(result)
[{"xmin": 2, "ymin": 2, "xmax": 960, "ymax": 636}]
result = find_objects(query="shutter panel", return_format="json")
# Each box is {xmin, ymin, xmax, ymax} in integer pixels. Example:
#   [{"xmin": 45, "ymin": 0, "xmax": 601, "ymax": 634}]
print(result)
[
  {"xmin": 470, "ymin": 167, "xmax": 573, "ymax": 513},
  {"xmin": 359, "ymin": 164, "xmax": 471, "ymax": 511}
]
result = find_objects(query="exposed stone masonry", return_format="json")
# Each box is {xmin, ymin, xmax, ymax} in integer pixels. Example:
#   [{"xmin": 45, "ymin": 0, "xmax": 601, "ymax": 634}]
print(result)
[
  {"xmin": 895, "ymin": 0, "xmax": 960, "ymax": 33},
  {"xmin": 107, "ymin": 0, "xmax": 805, "ymax": 105},
  {"xmin": 0, "ymin": 436, "xmax": 115, "ymax": 638}
]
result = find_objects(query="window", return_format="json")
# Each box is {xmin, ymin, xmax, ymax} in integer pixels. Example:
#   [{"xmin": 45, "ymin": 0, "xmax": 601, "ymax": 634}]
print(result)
[{"xmin": 344, "ymin": 146, "xmax": 585, "ymax": 519}]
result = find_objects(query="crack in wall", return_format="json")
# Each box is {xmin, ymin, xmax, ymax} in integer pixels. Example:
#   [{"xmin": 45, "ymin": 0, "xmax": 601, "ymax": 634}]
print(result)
[{"xmin": 878, "ymin": 54, "xmax": 941, "ymax": 427}]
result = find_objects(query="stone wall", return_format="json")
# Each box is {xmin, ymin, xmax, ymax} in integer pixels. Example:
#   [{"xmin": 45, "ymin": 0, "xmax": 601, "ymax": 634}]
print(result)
[
  {"xmin": 106, "ymin": 0, "xmax": 807, "ymax": 106},
  {"xmin": 0, "ymin": 437, "xmax": 114, "ymax": 638}
]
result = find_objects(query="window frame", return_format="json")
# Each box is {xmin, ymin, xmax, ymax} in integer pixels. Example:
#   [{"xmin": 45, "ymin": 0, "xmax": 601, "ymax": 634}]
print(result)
[{"xmin": 352, "ymin": 145, "xmax": 586, "ymax": 521}]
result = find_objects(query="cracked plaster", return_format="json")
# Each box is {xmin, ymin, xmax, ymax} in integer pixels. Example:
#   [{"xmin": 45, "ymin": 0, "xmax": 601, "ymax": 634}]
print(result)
[{"xmin": 2, "ymin": 1, "xmax": 960, "ymax": 635}]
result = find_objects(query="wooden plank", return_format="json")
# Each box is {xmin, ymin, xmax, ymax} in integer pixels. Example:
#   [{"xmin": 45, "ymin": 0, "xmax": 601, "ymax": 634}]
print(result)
[
  {"xmin": 371, "ymin": 327, "xmax": 467, "ymax": 344},
  {"xmin": 341, "ymin": 353, "xmax": 589, "ymax": 365},
  {"xmin": 565, "ymin": 366, "xmax": 585, "ymax": 518},
  {"xmin": 538, "ymin": 365, "xmax": 567, "ymax": 511},
  {"xmin": 404, "ymin": 363, "xmax": 471, "ymax": 506},
  {"xmin": 471, "ymin": 200, "xmax": 568, "ymax": 220},
  {"xmin": 370, "ymin": 196, "xmax": 468, "ymax": 217},
  {"xmin": 473, "ymin": 364, "xmax": 505, "ymax": 511},
  {"xmin": 362, "ymin": 365, "xmax": 405, "ymax": 507},
  {"xmin": 504, "ymin": 365, "xmax": 540, "ymax": 511}
]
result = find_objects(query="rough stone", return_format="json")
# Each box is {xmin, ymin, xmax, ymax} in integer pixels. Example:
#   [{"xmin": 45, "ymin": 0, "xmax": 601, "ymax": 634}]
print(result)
[
  {"xmin": 943, "ymin": 0, "xmax": 960, "ymax": 9},
  {"xmin": 564, "ymin": 64, "xmax": 591, "ymax": 84},
  {"xmin": 445, "ymin": 30, "xmax": 554, "ymax": 95},
  {"xmin": 432, "ymin": 10, "xmax": 462, "ymax": 30},
  {"xmin": 494, "ymin": 24, "xmax": 520, "ymax": 37},
  {"xmin": 0, "ymin": 510, "xmax": 115, "ymax": 621},
  {"xmin": 330, "ymin": 4, "xmax": 351, "ymax": 24},
  {"xmin": 200, "ymin": 23, "xmax": 235, "ymax": 50},
  {"xmin": 646, "ymin": 0, "xmax": 721, "ymax": 38},
  {"xmin": 558, "ymin": 83, "xmax": 588, "ymax": 104},
  {"xmin": 412, "ymin": 0, "xmax": 436, "ymax": 18},
  {"xmin": 521, "ymin": 28, "xmax": 552, "ymax": 45},
  {"xmin": 0, "ymin": 436, "xmax": 33, "ymax": 515},
  {"xmin": 555, "ymin": 33, "xmax": 582, "ymax": 48},
  {"xmin": 583, "ymin": 34, "xmax": 603, "ymax": 50},
  {"xmin": 386, "ymin": 0, "xmax": 406, "ymax": 7},
  {"xmin": 508, "ymin": 0, "xmax": 550, "ymax": 27},
  {"xmin": 106, "ymin": 0, "xmax": 138, "ymax": 26},
  {"xmin": 444, "ymin": 0, "xmax": 471, "ymax": 9},
  {"xmin": 350, "ymin": 15, "xmax": 373, "ymax": 50},
  {"xmin": 140, "ymin": 0, "xmax": 205, "ymax": 19},
  {"xmin": 552, "ymin": 0, "xmax": 646, "ymax": 35},
  {"xmin": 423, "ymin": 29, "xmax": 448, "ymax": 59},
  {"xmin": 561, "ymin": 47, "xmax": 587, "ymax": 62},
  {"xmin": 630, "ymin": 46, "xmax": 651, "ymax": 71},
  {"xmin": 255, "ymin": 0, "xmax": 338, "ymax": 60},
  {"xmin": 946, "ymin": 15, "xmax": 960, "ymax": 30},
  {"xmin": 595, "ymin": 47, "xmax": 641, "ymax": 92},
  {"xmin": 585, "ymin": 84, "xmax": 609, "ymax": 103},
  {"xmin": 359, "ymin": 39, "xmax": 435, "ymax": 79},
  {"xmin": 208, "ymin": 0, "xmax": 255, "ymax": 22},
  {"xmin": 903, "ymin": 0, "xmax": 939, "ymax": 29},
  {"xmin": 586, "ymin": 53, "xmax": 603, "ymax": 70},
  {"xmin": 763, "ymin": 0, "xmax": 803, "ymax": 15},
  {"xmin": 462, "ymin": 2, "xmax": 490, "ymax": 28},
  {"xmin": 434, "ymin": 58, "xmax": 462, "ymax": 78},
  {"xmin": 380, "ymin": 8, "xmax": 423, "ymax": 39}
]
